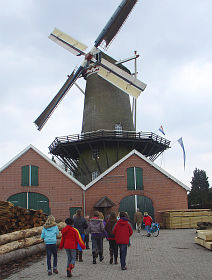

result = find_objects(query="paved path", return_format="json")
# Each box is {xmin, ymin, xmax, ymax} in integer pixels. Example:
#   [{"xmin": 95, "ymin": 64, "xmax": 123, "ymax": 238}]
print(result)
[{"xmin": 4, "ymin": 229, "xmax": 212, "ymax": 280}]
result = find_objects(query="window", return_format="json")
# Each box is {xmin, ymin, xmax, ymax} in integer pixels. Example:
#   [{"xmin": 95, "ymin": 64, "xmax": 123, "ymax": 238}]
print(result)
[
  {"xmin": 91, "ymin": 171, "xmax": 99, "ymax": 181},
  {"xmin": 115, "ymin": 123, "xmax": 123, "ymax": 136},
  {"xmin": 21, "ymin": 165, "xmax": 39, "ymax": 186},
  {"xmin": 92, "ymin": 147, "xmax": 100, "ymax": 160},
  {"xmin": 127, "ymin": 167, "xmax": 143, "ymax": 190}
]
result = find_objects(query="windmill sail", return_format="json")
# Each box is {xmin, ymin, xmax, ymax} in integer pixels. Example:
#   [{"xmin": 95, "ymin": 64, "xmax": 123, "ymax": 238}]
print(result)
[
  {"xmin": 98, "ymin": 58, "xmax": 146, "ymax": 98},
  {"xmin": 49, "ymin": 28, "xmax": 88, "ymax": 56},
  {"xmin": 95, "ymin": 0, "xmax": 138, "ymax": 48},
  {"xmin": 34, "ymin": 66, "xmax": 84, "ymax": 130}
]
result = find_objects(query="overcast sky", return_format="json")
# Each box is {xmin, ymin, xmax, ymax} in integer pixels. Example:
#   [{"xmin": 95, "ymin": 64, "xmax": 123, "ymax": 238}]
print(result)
[{"xmin": 0, "ymin": 0, "xmax": 211, "ymax": 188}]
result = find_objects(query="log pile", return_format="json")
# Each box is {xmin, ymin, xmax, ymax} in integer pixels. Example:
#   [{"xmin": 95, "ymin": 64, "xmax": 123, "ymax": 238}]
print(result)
[
  {"xmin": 0, "ymin": 222, "xmax": 65, "ymax": 265},
  {"xmin": 0, "ymin": 201, "xmax": 48, "ymax": 234},
  {"xmin": 160, "ymin": 209, "xmax": 212, "ymax": 229},
  {"xmin": 195, "ymin": 230, "xmax": 212, "ymax": 250}
]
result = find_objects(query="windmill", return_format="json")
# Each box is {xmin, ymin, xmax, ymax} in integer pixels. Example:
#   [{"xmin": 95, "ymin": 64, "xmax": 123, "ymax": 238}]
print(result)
[{"xmin": 34, "ymin": 0, "xmax": 170, "ymax": 184}]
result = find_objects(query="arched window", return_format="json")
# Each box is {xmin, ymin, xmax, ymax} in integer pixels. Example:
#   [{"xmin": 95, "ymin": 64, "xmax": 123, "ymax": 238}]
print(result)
[{"xmin": 127, "ymin": 167, "xmax": 143, "ymax": 190}]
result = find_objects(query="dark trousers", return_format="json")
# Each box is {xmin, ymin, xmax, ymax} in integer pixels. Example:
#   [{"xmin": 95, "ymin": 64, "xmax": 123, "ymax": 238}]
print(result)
[
  {"xmin": 118, "ymin": 244, "xmax": 128, "ymax": 269},
  {"xmin": 109, "ymin": 240, "xmax": 118, "ymax": 258},
  {"xmin": 91, "ymin": 236, "xmax": 103, "ymax": 257},
  {"xmin": 84, "ymin": 234, "xmax": 90, "ymax": 248},
  {"xmin": 46, "ymin": 244, "xmax": 57, "ymax": 271}
]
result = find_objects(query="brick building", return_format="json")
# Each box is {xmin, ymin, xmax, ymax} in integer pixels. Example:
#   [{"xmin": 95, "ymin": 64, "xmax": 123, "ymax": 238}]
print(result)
[{"xmin": 0, "ymin": 145, "xmax": 189, "ymax": 224}]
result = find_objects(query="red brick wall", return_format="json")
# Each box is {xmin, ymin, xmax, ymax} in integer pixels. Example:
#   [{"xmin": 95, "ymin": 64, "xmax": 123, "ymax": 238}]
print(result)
[
  {"xmin": 85, "ymin": 154, "xmax": 188, "ymax": 223},
  {"xmin": 0, "ymin": 149, "xmax": 188, "ymax": 224},
  {"xmin": 0, "ymin": 148, "xmax": 83, "ymax": 221}
]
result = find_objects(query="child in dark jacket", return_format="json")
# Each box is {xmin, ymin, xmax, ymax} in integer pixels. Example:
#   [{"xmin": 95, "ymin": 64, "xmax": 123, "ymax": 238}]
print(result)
[
  {"xmin": 41, "ymin": 215, "xmax": 59, "ymax": 276},
  {"xmin": 74, "ymin": 209, "xmax": 88, "ymax": 262},
  {"xmin": 105, "ymin": 212, "xmax": 118, "ymax": 264},
  {"xmin": 59, "ymin": 218, "xmax": 86, "ymax": 277},
  {"xmin": 113, "ymin": 212, "xmax": 133, "ymax": 270}
]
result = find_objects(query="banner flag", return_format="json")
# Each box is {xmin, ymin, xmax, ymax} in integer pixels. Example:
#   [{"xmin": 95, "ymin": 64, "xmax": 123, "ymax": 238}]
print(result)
[
  {"xmin": 159, "ymin": 125, "xmax": 165, "ymax": 135},
  {"xmin": 177, "ymin": 137, "xmax": 186, "ymax": 170}
]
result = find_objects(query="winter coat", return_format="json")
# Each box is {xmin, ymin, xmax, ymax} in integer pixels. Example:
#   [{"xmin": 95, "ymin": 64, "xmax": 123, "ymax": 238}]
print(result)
[
  {"xmin": 112, "ymin": 218, "xmax": 133, "ymax": 244},
  {"xmin": 74, "ymin": 216, "xmax": 88, "ymax": 235},
  {"xmin": 41, "ymin": 225, "xmax": 59, "ymax": 245},
  {"xmin": 143, "ymin": 215, "xmax": 152, "ymax": 226},
  {"xmin": 134, "ymin": 211, "xmax": 143, "ymax": 224},
  {"xmin": 89, "ymin": 217, "xmax": 105, "ymax": 238},
  {"xmin": 105, "ymin": 218, "xmax": 117, "ymax": 240},
  {"xmin": 59, "ymin": 225, "xmax": 85, "ymax": 250}
]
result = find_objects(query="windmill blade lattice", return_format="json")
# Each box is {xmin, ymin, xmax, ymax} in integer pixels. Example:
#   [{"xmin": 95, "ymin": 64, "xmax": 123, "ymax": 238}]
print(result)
[
  {"xmin": 34, "ymin": 66, "xmax": 84, "ymax": 130},
  {"xmin": 95, "ymin": 0, "xmax": 138, "ymax": 48}
]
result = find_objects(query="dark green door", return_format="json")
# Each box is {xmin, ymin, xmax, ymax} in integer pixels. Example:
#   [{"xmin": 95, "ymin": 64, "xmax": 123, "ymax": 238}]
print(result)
[
  {"xmin": 28, "ymin": 192, "xmax": 50, "ymax": 214},
  {"xmin": 118, "ymin": 195, "xmax": 135, "ymax": 226},
  {"xmin": 69, "ymin": 207, "xmax": 82, "ymax": 218},
  {"xmin": 7, "ymin": 192, "xmax": 50, "ymax": 214},
  {"xmin": 8, "ymin": 192, "xmax": 27, "ymax": 208},
  {"xmin": 118, "ymin": 195, "xmax": 154, "ymax": 228},
  {"xmin": 137, "ymin": 195, "xmax": 154, "ymax": 220}
]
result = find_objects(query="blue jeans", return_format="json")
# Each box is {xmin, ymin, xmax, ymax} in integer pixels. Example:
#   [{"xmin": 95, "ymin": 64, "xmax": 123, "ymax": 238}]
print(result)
[
  {"xmin": 65, "ymin": 249, "xmax": 76, "ymax": 268},
  {"xmin": 145, "ymin": 225, "xmax": 151, "ymax": 234},
  {"xmin": 46, "ymin": 244, "xmax": 57, "ymax": 272},
  {"xmin": 118, "ymin": 244, "xmax": 128, "ymax": 269}
]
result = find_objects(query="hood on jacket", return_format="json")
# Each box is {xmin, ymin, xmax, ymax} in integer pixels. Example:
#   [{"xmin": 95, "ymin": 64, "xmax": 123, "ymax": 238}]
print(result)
[
  {"xmin": 90, "ymin": 218, "xmax": 102, "ymax": 224},
  {"xmin": 117, "ymin": 218, "xmax": 129, "ymax": 226},
  {"xmin": 44, "ymin": 215, "xmax": 57, "ymax": 229},
  {"xmin": 62, "ymin": 225, "xmax": 74, "ymax": 235}
]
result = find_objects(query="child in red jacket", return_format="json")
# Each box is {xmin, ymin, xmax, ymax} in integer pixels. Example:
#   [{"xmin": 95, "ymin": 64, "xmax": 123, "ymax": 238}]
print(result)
[
  {"xmin": 112, "ymin": 212, "xmax": 133, "ymax": 270},
  {"xmin": 59, "ymin": 218, "xmax": 85, "ymax": 277},
  {"xmin": 143, "ymin": 212, "xmax": 153, "ymax": 237}
]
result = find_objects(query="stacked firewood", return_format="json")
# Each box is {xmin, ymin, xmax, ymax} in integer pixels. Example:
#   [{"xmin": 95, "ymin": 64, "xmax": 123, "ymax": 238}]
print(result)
[
  {"xmin": 0, "ymin": 222, "xmax": 65, "ymax": 265},
  {"xmin": 0, "ymin": 201, "xmax": 48, "ymax": 235}
]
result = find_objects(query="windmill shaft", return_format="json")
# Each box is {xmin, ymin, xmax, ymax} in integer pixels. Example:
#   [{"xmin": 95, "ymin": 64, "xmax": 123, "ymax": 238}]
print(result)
[
  {"xmin": 34, "ymin": 66, "xmax": 84, "ymax": 130},
  {"xmin": 95, "ymin": 0, "xmax": 137, "ymax": 47}
]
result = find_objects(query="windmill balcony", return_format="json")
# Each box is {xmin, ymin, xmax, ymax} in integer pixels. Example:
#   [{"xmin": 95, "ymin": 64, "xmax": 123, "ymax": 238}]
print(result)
[{"xmin": 49, "ymin": 129, "xmax": 170, "ymax": 161}]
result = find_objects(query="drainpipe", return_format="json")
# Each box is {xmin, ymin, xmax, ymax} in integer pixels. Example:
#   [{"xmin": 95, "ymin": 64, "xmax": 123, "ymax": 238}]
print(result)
[{"xmin": 83, "ymin": 190, "xmax": 86, "ymax": 216}]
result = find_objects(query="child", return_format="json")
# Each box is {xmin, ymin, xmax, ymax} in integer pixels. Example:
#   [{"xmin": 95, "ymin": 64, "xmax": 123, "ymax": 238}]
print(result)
[
  {"xmin": 59, "ymin": 217, "xmax": 86, "ymax": 277},
  {"xmin": 143, "ymin": 212, "xmax": 153, "ymax": 237},
  {"xmin": 113, "ymin": 212, "xmax": 133, "ymax": 270},
  {"xmin": 41, "ymin": 215, "xmax": 59, "ymax": 276},
  {"xmin": 89, "ymin": 211, "xmax": 105, "ymax": 264},
  {"xmin": 105, "ymin": 212, "xmax": 118, "ymax": 264}
]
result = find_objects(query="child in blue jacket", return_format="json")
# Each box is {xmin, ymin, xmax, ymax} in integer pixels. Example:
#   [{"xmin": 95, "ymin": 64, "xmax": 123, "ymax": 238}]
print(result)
[{"xmin": 41, "ymin": 215, "xmax": 59, "ymax": 275}]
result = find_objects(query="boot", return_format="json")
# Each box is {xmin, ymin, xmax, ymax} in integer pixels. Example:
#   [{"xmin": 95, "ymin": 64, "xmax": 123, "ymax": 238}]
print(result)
[
  {"xmin": 109, "ymin": 251, "xmax": 113, "ymax": 264},
  {"xmin": 114, "ymin": 256, "xmax": 118, "ymax": 264},
  {"xmin": 92, "ymin": 252, "xmax": 96, "ymax": 264},
  {"xmin": 79, "ymin": 251, "xmax": 83, "ymax": 262},
  {"xmin": 99, "ymin": 253, "xmax": 104, "ymax": 262},
  {"xmin": 68, "ymin": 264, "xmax": 74, "ymax": 277},
  {"xmin": 67, "ymin": 268, "xmax": 71, "ymax": 278},
  {"xmin": 76, "ymin": 249, "xmax": 78, "ymax": 261}
]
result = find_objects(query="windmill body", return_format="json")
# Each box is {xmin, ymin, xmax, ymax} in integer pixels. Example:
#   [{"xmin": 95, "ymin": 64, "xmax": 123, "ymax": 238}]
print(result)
[{"xmin": 35, "ymin": 0, "xmax": 170, "ymax": 184}]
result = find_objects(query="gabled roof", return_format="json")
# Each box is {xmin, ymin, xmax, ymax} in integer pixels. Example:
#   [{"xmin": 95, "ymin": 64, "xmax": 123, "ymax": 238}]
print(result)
[
  {"xmin": 94, "ymin": 196, "xmax": 115, "ymax": 208},
  {"xmin": 0, "ymin": 144, "xmax": 85, "ymax": 190},
  {"xmin": 85, "ymin": 149, "xmax": 190, "ymax": 191}
]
